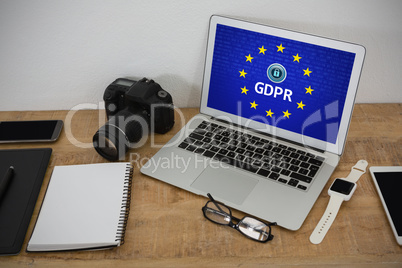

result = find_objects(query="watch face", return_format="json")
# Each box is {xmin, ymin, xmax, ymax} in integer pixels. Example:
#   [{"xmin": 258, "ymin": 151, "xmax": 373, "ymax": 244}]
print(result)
[{"xmin": 330, "ymin": 179, "xmax": 355, "ymax": 195}]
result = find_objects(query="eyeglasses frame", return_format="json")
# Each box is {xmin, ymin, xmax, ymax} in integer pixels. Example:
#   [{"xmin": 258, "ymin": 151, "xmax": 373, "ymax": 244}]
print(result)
[{"xmin": 202, "ymin": 193, "xmax": 277, "ymax": 243}]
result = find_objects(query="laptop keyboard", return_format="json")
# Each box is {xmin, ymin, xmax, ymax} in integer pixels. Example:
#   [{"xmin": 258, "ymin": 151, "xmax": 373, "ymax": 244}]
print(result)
[{"xmin": 177, "ymin": 120, "xmax": 325, "ymax": 191}]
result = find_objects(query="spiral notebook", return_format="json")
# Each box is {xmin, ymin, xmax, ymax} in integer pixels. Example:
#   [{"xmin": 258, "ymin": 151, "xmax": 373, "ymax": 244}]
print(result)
[{"xmin": 27, "ymin": 163, "xmax": 133, "ymax": 252}]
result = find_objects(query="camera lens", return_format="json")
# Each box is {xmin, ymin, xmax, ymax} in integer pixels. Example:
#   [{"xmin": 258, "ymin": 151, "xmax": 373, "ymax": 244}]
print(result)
[
  {"xmin": 93, "ymin": 112, "xmax": 148, "ymax": 161},
  {"xmin": 93, "ymin": 135, "xmax": 119, "ymax": 160}
]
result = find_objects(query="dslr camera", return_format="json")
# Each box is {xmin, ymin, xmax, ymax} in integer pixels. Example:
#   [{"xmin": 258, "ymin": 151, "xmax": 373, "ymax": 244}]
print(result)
[{"xmin": 93, "ymin": 78, "xmax": 174, "ymax": 161}]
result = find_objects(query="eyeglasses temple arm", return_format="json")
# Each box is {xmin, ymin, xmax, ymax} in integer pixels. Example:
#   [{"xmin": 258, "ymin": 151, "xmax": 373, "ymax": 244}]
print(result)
[
  {"xmin": 207, "ymin": 193, "xmax": 215, "ymax": 202},
  {"xmin": 207, "ymin": 193, "xmax": 228, "ymax": 214}
]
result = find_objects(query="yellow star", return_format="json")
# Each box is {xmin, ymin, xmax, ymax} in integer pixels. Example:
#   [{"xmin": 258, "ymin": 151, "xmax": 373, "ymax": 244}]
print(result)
[
  {"xmin": 241, "ymin": 86, "xmax": 249, "ymax": 95},
  {"xmin": 283, "ymin": 110, "xmax": 291, "ymax": 119},
  {"xmin": 245, "ymin": 54, "xmax": 254, "ymax": 63},
  {"xmin": 258, "ymin": 46, "xmax": 267, "ymax": 54},
  {"xmin": 293, "ymin": 53, "xmax": 302, "ymax": 63},
  {"xmin": 266, "ymin": 109, "xmax": 274, "ymax": 117},
  {"xmin": 250, "ymin": 101, "xmax": 258, "ymax": 109},
  {"xmin": 305, "ymin": 86, "xmax": 314, "ymax": 95},
  {"xmin": 239, "ymin": 69, "xmax": 247, "ymax": 78},
  {"xmin": 303, "ymin": 67, "xmax": 312, "ymax": 76},
  {"xmin": 277, "ymin": 44, "xmax": 285, "ymax": 53},
  {"xmin": 297, "ymin": 101, "xmax": 306, "ymax": 110}
]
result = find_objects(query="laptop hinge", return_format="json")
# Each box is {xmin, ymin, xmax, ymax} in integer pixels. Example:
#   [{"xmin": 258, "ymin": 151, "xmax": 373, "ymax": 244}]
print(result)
[{"xmin": 212, "ymin": 117, "xmax": 325, "ymax": 154}]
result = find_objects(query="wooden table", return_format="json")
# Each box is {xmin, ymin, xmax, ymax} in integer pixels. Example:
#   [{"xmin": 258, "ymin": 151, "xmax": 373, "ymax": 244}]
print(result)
[{"xmin": 0, "ymin": 104, "xmax": 401, "ymax": 267}]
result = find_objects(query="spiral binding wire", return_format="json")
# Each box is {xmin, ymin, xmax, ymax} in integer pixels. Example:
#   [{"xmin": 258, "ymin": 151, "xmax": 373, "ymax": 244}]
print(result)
[{"xmin": 115, "ymin": 164, "xmax": 133, "ymax": 245}]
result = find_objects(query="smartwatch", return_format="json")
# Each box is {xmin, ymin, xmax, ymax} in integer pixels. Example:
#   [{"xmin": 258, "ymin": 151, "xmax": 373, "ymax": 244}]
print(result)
[{"xmin": 309, "ymin": 160, "xmax": 368, "ymax": 244}]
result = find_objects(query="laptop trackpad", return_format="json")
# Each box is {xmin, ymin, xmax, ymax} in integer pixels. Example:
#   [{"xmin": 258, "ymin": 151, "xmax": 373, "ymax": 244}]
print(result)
[{"xmin": 191, "ymin": 166, "xmax": 259, "ymax": 205}]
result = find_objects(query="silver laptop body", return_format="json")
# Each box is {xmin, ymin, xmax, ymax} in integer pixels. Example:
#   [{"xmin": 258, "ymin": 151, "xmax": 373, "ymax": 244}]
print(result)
[{"xmin": 141, "ymin": 15, "xmax": 365, "ymax": 230}]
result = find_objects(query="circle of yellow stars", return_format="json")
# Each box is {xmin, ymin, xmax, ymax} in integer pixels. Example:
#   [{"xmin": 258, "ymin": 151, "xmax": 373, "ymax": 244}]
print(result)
[{"xmin": 239, "ymin": 43, "xmax": 315, "ymax": 119}]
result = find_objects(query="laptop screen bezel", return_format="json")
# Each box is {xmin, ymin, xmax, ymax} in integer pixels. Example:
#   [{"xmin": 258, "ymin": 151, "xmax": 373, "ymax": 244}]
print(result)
[{"xmin": 200, "ymin": 15, "xmax": 365, "ymax": 156}]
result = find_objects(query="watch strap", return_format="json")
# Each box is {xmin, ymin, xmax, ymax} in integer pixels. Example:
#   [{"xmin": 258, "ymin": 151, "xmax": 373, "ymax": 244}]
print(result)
[
  {"xmin": 309, "ymin": 194, "xmax": 344, "ymax": 244},
  {"xmin": 309, "ymin": 159, "xmax": 368, "ymax": 244},
  {"xmin": 345, "ymin": 160, "xmax": 368, "ymax": 183}
]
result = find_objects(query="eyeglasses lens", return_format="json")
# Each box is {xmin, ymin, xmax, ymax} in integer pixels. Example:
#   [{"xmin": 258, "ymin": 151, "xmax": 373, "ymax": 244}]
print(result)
[
  {"xmin": 238, "ymin": 217, "xmax": 270, "ymax": 241},
  {"xmin": 204, "ymin": 201, "xmax": 231, "ymax": 225}
]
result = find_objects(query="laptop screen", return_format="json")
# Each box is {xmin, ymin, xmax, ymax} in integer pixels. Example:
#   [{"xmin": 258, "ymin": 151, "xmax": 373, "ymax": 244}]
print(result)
[
  {"xmin": 200, "ymin": 16, "xmax": 365, "ymax": 155},
  {"xmin": 207, "ymin": 24, "xmax": 355, "ymax": 144}
]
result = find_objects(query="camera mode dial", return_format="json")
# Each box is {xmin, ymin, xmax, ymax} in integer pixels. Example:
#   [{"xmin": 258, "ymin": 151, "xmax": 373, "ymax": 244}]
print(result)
[{"xmin": 157, "ymin": 90, "xmax": 168, "ymax": 99}]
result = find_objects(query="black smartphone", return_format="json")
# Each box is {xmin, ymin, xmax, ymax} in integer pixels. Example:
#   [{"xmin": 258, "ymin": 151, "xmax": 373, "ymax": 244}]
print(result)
[
  {"xmin": 370, "ymin": 166, "xmax": 402, "ymax": 246},
  {"xmin": 0, "ymin": 120, "xmax": 63, "ymax": 143}
]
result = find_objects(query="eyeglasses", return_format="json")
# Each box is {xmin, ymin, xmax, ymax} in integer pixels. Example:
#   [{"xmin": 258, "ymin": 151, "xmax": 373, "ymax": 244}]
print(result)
[{"xmin": 202, "ymin": 193, "xmax": 277, "ymax": 243}]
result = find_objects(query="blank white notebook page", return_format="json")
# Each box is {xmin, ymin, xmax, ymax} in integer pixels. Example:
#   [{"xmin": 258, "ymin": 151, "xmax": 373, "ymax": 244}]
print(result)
[{"xmin": 28, "ymin": 162, "xmax": 131, "ymax": 251}]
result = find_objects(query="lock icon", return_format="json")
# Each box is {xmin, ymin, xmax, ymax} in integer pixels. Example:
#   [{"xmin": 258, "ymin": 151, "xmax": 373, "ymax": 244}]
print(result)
[
  {"xmin": 267, "ymin": 63, "xmax": 287, "ymax": 83},
  {"xmin": 273, "ymin": 68, "xmax": 281, "ymax": 78}
]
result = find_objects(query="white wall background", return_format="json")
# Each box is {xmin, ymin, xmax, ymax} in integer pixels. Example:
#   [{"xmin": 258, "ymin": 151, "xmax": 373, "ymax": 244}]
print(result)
[{"xmin": 0, "ymin": 0, "xmax": 401, "ymax": 111}]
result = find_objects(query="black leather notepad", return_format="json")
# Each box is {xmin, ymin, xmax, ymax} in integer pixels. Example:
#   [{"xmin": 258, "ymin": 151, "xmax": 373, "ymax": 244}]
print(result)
[{"xmin": 0, "ymin": 148, "xmax": 52, "ymax": 255}]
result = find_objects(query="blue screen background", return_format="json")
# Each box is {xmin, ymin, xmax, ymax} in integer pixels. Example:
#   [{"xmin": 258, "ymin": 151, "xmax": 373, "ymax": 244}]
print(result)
[{"xmin": 207, "ymin": 24, "xmax": 356, "ymax": 144}]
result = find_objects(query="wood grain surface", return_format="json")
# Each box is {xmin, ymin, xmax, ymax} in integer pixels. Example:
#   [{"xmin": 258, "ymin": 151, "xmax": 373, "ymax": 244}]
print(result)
[{"xmin": 0, "ymin": 104, "xmax": 401, "ymax": 267}]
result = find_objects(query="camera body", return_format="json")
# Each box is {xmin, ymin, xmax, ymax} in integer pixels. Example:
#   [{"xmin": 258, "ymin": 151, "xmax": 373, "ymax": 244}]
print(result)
[
  {"xmin": 104, "ymin": 78, "xmax": 174, "ymax": 134},
  {"xmin": 93, "ymin": 77, "xmax": 174, "ymax": 161}
]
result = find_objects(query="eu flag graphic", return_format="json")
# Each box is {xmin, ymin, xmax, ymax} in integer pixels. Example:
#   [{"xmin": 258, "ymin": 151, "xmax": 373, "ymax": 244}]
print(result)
[{"xmin": 207, "ymin": 24, "xmax": 356, "ymax": 144}]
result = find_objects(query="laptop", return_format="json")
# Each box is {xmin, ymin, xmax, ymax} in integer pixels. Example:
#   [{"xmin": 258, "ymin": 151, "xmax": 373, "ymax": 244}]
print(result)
[{"xmin": 140, "ymin": 15, "xmax": 365, "ymax": 230}]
